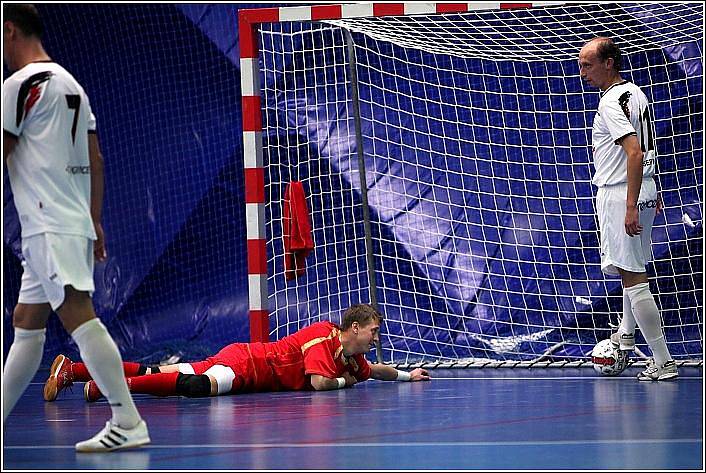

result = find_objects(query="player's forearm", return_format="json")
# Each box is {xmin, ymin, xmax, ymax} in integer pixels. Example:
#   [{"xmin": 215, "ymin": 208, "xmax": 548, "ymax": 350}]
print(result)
[
  {"xmin": 626, "ymin": 152, "xmax": 642, "ymax": 208},
  {"xmin": 622, "ymin": 135, "xmax": 643, "ymax": 208},
  {"xmin": 370, "ymin": 364, "xmax": 410, "ymax": 381},
  {"xmin": 310, "ymin": 374, "xmax": 346, "ymax": 391},
  {"xmin": 88, "ymin": 133, "xmax": 104, "ymax": 223}
]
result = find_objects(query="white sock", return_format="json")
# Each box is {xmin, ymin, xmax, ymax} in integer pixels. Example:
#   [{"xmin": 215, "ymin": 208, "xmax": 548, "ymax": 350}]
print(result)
[
  {"xmin": 619, "ymin": 288, "xmax": 637, "ymax": 336},
  {"xmin": 626, "ymin": 282, "xmax": 672, "ymax": 366},
  {"xmin": 71, "ymin": 319, "xmax": 141, "ymax": 429},
  {"xmin": 3, "ymin": 327, "xmax": 46, "ymax": 422}
]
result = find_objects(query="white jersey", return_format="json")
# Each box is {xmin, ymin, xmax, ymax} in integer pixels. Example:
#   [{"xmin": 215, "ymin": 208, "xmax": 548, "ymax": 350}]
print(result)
[
  {"xmin": 3, "ymin": 61, "xmax": 97, "ymax": 239},
  {"xmin": 591, "ymin": 80, "xmax": 656, "ymax": 187}
]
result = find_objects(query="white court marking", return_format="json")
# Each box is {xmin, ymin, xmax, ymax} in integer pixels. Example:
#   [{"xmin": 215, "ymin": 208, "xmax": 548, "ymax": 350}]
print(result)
[{"xmin": 4, "ymin": 438, "xmax": 701, "ymax": 449}]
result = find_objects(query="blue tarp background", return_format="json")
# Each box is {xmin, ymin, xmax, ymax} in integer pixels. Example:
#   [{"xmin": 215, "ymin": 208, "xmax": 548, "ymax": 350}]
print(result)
[{"xmin": 3, "ymin": 4, "xmax": 702, "ymax": 366}]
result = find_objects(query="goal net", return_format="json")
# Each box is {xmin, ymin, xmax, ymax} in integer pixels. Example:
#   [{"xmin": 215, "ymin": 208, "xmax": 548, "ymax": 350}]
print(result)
[{"xmin": 247, "ymin": 2, "xmax": 703, "ymax": 366}]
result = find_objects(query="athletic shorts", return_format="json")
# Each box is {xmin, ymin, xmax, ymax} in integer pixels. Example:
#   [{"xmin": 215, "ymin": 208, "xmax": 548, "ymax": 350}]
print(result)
[
  {"xmin": 596, "ymin": 177, "xmax": 657, "ymax": 276},
  {"xmin": 186, "ymin": 343, "xmax": 258, "ymax": 393},
  {"xmin": 185, "ymin": 342, "xmax": 280, "ymax": 393},
  {"xmin": 18, "ymin": 233, "xmax": 95, "ymax": 311}
]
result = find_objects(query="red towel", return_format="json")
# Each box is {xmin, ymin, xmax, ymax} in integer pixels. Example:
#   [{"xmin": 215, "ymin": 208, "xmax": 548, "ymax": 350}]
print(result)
[{"xmin": 283, "ymin": 181, "xmax": 314, "ymax": 280}]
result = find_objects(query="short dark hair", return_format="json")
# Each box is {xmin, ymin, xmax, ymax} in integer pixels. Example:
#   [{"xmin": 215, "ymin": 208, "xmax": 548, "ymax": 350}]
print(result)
[
  {"xmin": 3, "ymin": 4, "xmax": 43, "ymax": 38},
  {"xmin": 593, "ymin": 37, "xmax": 622, "ymax": 72},
  {"xmin": 340, "ymin": 304, "xmax": 382, "ymax": 331}
]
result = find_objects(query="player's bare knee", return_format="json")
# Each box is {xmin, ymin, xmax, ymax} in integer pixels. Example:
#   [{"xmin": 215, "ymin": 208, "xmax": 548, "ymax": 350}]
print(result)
[
  {"xmin": 13, "ymin": 303, "xmax": 50, "ymax": 329},
  {"xmin": 13, "ymin": 304, "xmax": 31, "ymax": 326},
  {"xmin": 56, "ymin": 285, "xmax": 96, "ymax": 333}
]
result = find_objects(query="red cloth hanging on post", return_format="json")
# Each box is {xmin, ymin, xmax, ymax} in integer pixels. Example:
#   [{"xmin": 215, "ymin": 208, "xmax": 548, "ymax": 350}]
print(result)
[{"xmin": 283, "ymin": 181, "xmax": 314, "ymax": 280}]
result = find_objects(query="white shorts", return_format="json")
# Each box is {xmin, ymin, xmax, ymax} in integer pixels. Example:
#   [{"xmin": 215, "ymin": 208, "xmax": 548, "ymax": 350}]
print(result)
[
  {"xmin": 18, "ymin": 233, "xmax": 95, "ymax": 311},
  {"xmin": 596, "ymin": 178, "xmax": 657, "ymax": 276}
]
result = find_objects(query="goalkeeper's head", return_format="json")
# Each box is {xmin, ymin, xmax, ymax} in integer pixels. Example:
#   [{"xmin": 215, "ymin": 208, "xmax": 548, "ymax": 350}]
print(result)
[{"xmin": 340, "ymin": 304, "xmax": 382, "ymax": 355}]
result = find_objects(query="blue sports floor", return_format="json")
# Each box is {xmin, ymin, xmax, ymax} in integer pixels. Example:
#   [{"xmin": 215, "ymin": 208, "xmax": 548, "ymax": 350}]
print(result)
[{"xmin": 2, "ymin": 367, "xmax": 703, "ymax": 470}]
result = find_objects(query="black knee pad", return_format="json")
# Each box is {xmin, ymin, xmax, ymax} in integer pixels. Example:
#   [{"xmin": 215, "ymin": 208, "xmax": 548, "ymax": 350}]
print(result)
[{"xmin": 175, "ymin": 373, "xmax": 211, "ymax": 397}]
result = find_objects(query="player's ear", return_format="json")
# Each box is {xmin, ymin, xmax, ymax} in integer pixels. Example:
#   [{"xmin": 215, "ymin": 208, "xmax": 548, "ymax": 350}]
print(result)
[
  {"xmin": 352, "ymin": 321, "xmax": 359, "ymax": 334},
  {"xmin": 4, "ymin": 21, "xmax": 14, "ymax": 37}
]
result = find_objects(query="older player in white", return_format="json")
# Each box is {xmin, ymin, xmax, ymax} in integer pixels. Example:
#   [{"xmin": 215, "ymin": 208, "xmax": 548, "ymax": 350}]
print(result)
[
  {"xmin": 579, "ymin": 36, "xmax": 677, "ymax": 381},
  {"xmin": 2, "ymin": 4, "xmax": 149, "ymax": 451}
]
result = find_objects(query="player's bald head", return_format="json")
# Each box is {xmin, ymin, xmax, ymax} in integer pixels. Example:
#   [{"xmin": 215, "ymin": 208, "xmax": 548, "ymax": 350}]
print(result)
[{"xmin": 583, "ymin": 37, "xmax": 622, "ymax": 72}]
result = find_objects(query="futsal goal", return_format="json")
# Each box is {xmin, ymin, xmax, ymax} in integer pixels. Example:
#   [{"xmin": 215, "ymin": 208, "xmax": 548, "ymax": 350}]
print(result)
[{"xmin": 239, "ymin": 2, "xmax": 703, "ymax": 367}]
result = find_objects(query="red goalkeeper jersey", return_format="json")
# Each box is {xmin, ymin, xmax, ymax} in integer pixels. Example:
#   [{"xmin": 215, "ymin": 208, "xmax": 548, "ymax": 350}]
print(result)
[{"xmin": 203, "ymin": 321, "xmax": 371, "ymax": 393}]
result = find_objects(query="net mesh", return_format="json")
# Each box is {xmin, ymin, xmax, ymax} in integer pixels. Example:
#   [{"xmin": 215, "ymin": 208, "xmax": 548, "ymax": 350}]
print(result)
[{"xmin": 257, "ymin": 2, "xmax": 703, "ymax": 366}]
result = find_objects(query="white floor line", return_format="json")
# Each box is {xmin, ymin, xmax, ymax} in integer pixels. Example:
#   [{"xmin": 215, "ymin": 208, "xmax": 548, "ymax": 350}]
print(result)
[
  {"xmin": 5, "ymin": 438, "xmax": 702, "ymax": 450},
  {"xmin": 27, "ymin": 375, "xmax": 702, "ymax": 386}
]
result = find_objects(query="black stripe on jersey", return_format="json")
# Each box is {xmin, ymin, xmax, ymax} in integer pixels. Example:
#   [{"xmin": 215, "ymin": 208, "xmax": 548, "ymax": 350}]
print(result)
[
  {"xmin": 618, "ymin": 91, "xmax": 632, "ymax": 120},
  {"xmin": 88, "ymin": 129, "xmax": 97, "ymax": 134},
  {"xmin": 614, "ymin": 131, "xmax": 637, "ymax": 145},
  {"xmin": 15, "ymin": 71, "xmax": 54, "ymax": 127}
]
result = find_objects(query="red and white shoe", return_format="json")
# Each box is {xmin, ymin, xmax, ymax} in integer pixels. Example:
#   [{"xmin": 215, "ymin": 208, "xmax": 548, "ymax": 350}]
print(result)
[
  {"xmin": 44, "ymin": 354, "xmax": 74, "ymax": 401},
  {"xmin": 84, "ymin": 380, "xmax": 105, "ymax": 402}
]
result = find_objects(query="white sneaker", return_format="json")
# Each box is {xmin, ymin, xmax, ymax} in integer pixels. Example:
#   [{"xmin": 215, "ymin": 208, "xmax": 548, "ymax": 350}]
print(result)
[
  {"xmin": 75, "ymin": 419, "xmax": 150, "ymax": 452},
  {"xmin": 637, "ymin": 359, "xmax": 679, "ymax": 381},
  {"xmin": 610, "ymin": 332, "xmax": 635, "ymax": 351}
]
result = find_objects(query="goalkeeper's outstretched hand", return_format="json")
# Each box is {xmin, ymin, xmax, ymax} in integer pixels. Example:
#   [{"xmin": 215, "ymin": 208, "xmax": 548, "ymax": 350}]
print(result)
[{"xmin": 409, "ymin": 368, "xmax": 431, "ymax": 381}]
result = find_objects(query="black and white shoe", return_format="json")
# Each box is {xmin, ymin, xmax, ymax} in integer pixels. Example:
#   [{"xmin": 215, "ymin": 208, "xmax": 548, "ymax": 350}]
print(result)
[
  {"xmin": 75, "ymin": 419, "xmax": 150, "ymax": 452},
  {"xmin": 637, "ymin": 359, "xmax": 679, "ymax": 381}
]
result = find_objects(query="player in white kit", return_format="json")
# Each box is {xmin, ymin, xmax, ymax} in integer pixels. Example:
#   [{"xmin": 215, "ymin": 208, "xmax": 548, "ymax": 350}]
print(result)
[
  {"xmin": 578, "ymin": 37, "xmax": 677, "ymax": 381},
  {"xmin": 2, "ymin": 4, "xmax": 150, "ymax": 450}
]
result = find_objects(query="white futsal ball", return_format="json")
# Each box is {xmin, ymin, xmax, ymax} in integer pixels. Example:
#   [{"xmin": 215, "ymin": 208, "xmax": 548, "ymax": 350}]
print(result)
[{"xmin": 591, "ymin": 338, "xmax": 628, "ymax": 376}]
